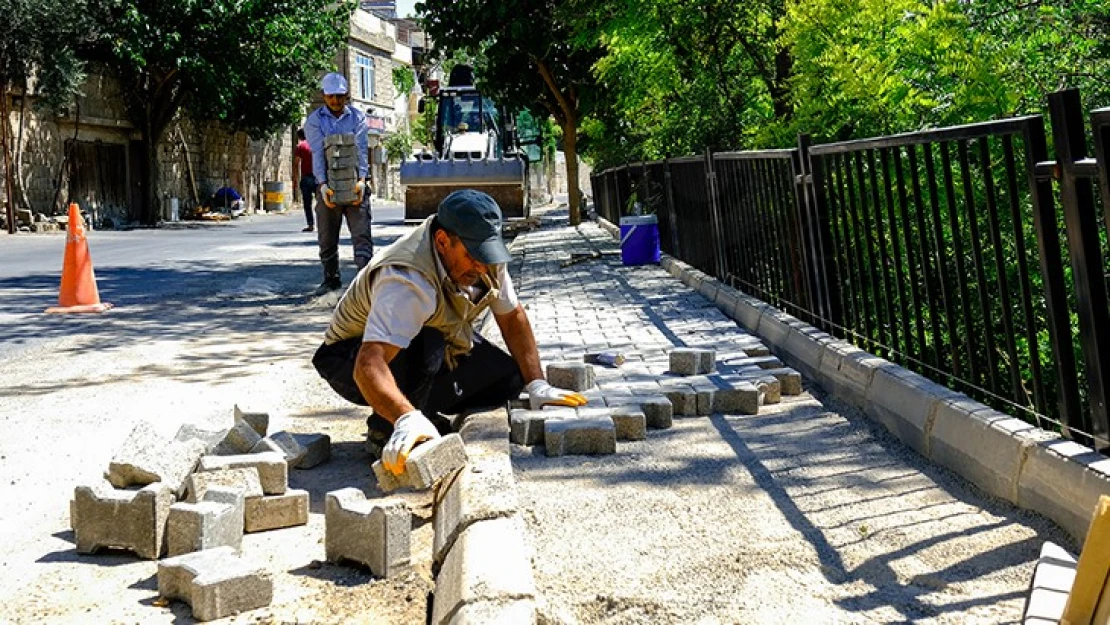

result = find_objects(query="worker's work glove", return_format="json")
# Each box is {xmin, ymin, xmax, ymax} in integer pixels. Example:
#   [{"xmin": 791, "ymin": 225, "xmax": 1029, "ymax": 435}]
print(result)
[
  {"xmin": 382, "ymin": 410, "xmax": 441, "ymax": 475},
  {"xmin": 526, "ymin": 379, "xmax": 588, "ymax": 410},
  {"xmin": 353, "ymin": 180, "xmax": 366, "ymax": 205},
  {"xmin": 319, "ymin": 183, "xmax": 336, "ymax": 208}
]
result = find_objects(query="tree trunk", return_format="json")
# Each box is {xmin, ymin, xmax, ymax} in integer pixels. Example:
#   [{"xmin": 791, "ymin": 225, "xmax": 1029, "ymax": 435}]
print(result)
[
  {"xmin": 1, "ymin": 84, "xmax": 15, "ymax": 233},
  {"xmin": 562, "ymin": 113, "xmax": 580, "ymax": 226},
  {"xmin": 140, "ymin": 109, "xmax": 163, "ymax": 225}
]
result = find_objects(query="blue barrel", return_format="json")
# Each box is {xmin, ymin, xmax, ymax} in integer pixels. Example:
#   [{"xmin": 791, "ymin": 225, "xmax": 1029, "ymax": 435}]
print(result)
[{"xmin": 619, "ymin": 215, "xmax": 661, "ymax": 265}]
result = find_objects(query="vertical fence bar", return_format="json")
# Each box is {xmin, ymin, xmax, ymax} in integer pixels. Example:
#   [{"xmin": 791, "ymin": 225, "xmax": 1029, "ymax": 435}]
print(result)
[
  {"xmin": 880, "ymin": 148, "xmax": 912, "ymax": 362},
  {"xmin": 923, "ymin": 143, "xmax": 958, "ymax": 379},
  {"xmin": 907, "ymin": 145, "xmax": 942, "ymax": 371},
  {"xmin": 959, "ymin": 139, "xmax": 1001, "ymax": 397},
  {"xmin": 866, "ymin": 149, "xmax": 894, "ymax": 356},
  {"xmin": 828, "ymin": 154, "xmax": 856, "ymax": 334},
  {"xmin": 705, "ymin": 149, "xmax": 725, "ymax": 282},
  {"xmin": 1048, "ymin": 89, "xmax": 1110, "ymax": 447},
  {"xmin": 894, "ymin": 150, "xmax": 927, "ymax": 365},
  {"xmin": 845, "ymin": 154, "xmax": 872, "ymax": 347},
  {"xmin": 940, "ymin": 142, "xmax": 976, "ymax": 386}
]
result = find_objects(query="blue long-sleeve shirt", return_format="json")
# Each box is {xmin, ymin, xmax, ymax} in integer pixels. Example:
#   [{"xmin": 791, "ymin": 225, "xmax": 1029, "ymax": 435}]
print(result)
[{"xmin": 303, "ymin": 103, "xmax": 369, "ymax": 186}]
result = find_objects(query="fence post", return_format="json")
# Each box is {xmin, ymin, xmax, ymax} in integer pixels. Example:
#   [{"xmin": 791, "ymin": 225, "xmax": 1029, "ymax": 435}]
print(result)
[
  {"xmin": 663, "ymin": 158, "xmax": 681, "ymax": 258},
  {"xmin": 704, "ymin": 148, "xmax": 727, "ymax": 281},
  {"xmin": 795, "ymin": 135, "xmax": 841, "ymax": 332},
  {"xmin": 1048, "ymin": 88, "xmax": 1110, "ymax": 448}
]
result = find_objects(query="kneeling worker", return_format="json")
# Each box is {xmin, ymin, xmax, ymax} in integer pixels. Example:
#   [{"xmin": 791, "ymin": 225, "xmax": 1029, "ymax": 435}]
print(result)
[{"xmin": 312, "ymin": 189, "xmax": 587, "ymax": 474}]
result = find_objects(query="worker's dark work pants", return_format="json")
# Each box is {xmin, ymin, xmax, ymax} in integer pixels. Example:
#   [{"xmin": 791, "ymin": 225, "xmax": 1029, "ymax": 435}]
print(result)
[
  {"xmin": 299, "ymin": 175, "xmax": 316, "ymax": 228},
  {"xmin": 315, "ymin": 189, "xmax": 372, "ymax": 281},
  {"xmin": 311, "ymin": 327, "xmax": 525, "ymax": 437}
]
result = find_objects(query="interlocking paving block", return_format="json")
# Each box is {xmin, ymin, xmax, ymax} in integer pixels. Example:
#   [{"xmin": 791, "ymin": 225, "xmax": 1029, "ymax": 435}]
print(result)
[
  {"xmin": 331, "ymin": 189, "xmax": 359, "ymax": 205},
  {"xmin": 201, "ymin": 485, "xmax": 246, "ymax": 536},
  {"xmin": 509, "ymin": 407, "xmax": 574, "ymax": 446},
  {"xmin": 158, "ymin": 546, "xmax": 272, "ymax": 622},
  {"xmin": 233, "ymin": 405, "xmax": 269, "ymax": 437},
  {"xmin": 606, "ymin": 406, "xmax": 647, "ymax": 441},
  {"xmin": 431, "ymin": 515, "xmax": 536, "ymax": 625},
  {"xmin": 546, "ymin": 362, "xmax": 596, "ymax": 392},
  {"xmin": 249, "ymin": 437, "xmax": 284, "ymax": 456},
  {"xmin": 447, "ymin": 600, "xmax": 537, "ymax": 625},
  {"xmin": 174, "ymin": 423, "xmax": 229, "ymax": 454},
  {"xmin": 752, "ymin": 367, "xmax": 802, "ymax": 395},
  {"xmin": 712, "ymin": 380, "xmax": 761, "ymax": 415},
  {"xmin": 198, "ymin": 452, "xmax": 287, "ymax": 495},
  {"xmin": 325, "ymin": 488, "xmax": 411, "ymax": 578},
  {"xmin": 185, "ymin": 467, "xmax": 263, "ymax": 504},
  {"xmin": 74, "ymin": 481, "xmax": 174, "ymax": 559},
  {"xmin": 669, "ymin": 348, "xmax": 716, "ymax": 375},
  {"xmin": 324, "ymin": 133, "xmax": 355, "ymax": 147},
  {"xmin": 433, "ymin": 454, "xmax": 519, "ymax": 566},
  {"xmin": 372, "ymin": 459, "xmax": 412, "ymax": 493},
  {"xmin": 544, "ymin": 415, "xmax": 616, "ymax": 457},
  {"xmin": 260, "ymin": 431, "xmax": 332, "ymax": 469},
  {"xmin": 407, "ymin": 433, "xmax": 469, "ymax": 490},
  {"xmin": 213, "ymin": 418, "xmax": 263, "ymax": 456},
  {"xmin": 244, "ymin": 489, "xmax": 309, "ymax": 533},
  {"xmin": 1023, "ymin": 541, "xmax": 1076, "ymax": 624},
  {"xmin": 328, "ymin": 154, "xmax": 358, "ymax": 170},
  {"xmin": 106, "ymin": 421, "xmax": 207, "ymax": 495},
  {"xmin": 167, "ymin": 499, "xmax": 242, "ymax": 557}
]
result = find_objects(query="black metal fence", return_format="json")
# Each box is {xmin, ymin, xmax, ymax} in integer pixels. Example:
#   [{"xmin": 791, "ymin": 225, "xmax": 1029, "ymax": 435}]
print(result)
[{"xmin": 591, "ymin": 88, "xmax": 1110, "ymax": 451}]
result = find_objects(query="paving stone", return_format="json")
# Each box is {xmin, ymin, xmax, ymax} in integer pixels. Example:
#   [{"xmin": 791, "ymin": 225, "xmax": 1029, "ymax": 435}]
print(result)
[
  {"xmin": 659, "ymin": 383, "xmax": 698, "ymax": 416},
  {"xmin": 606, "ymin": 406, "xmax": 648, "ymax": 441},
  {"xmin": 447, "ymin": 600, "xmax": 537, "ymax": 625},
  {"xmin": 158, "ymin": 546, "xmax": 272, "ymax": 621},
  {"xmin": 544, "ymin": 415, "xmax": 616, "ymax": 457},
  {"xmin": 106, "ymin": 421, "xmax": 207, "ymax": 495},
  {"xmin": 260, "ymin": 431, "xmax": 331, "ymax": 469},
  {"xmin": 407, "ymin": 433, "xmax": 469, "ymax": 489},
  {"xmin": 244, "ymin": 489, "xmax": 309, "ymax": 533},
  {"xmin": 213, "ymin": 418, "xmax": 263, "ymax": 455},
  {"xmin": 762, "ymin": 367, "xmax": 803, "ymax": 395},
  {"xmin": 74, "ymin": 481, "xmax": 174, "ymax": 560},
  {"xmin": 326, "ymin": 488, "xmax": 411, "ymax": 577},
  {"xmin": 174, "ymin": 423, "xmax": 229, "ymax": 454},
  {"xmin": 184, "ymin": 467, "xmax": 263, "ymax": 503},
  {"xmin": 324, "ymin": 133, "xmax": 355, "ymax": 147},
  {"xmin": 198, "ymin": 452, "xmax": 287, "ymax": 495},
  {"xmin": 433, "ymin": 454, "xmax": 519, "ymax": 566},
  {"xmin": 754, "ymin": 375, "xmax": 781, "ymax": 405},
  {"xmin": 167, "ymin": 498, "xmax": 242, "ymax": 557},
  {"xmin": 249, "ymin": 437, "xmax": 284, "ymax": 457},
  {"xmin": 509, "ymin": 407, "xmax": 574, "ymax": 446},
  {"xmin": 546, "ymin": 362, "xmax": 596, "ymax": 391},
  {"xmin": 372, "ymin": 460, "xmax": 412, "ymax": 493},
  {"xmin": 200, "ymin": 485, "xmax": 246, "ymax": 535},
  {"xmin": 712, "ymin": 380, "xmax": 761, "ymax": 415},
  {"xmin": 669, "ymin": 348, "xmax": 715, "ymax": 375},
  {"xmin": 233, "ymin": 405, "xmax": 269, "ymax": 437}
]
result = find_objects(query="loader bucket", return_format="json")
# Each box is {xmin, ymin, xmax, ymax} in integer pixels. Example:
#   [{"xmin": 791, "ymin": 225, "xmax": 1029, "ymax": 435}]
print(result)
[{"xmin": 401, "ymin": 156, "xmax": 527, "ymax": 221}]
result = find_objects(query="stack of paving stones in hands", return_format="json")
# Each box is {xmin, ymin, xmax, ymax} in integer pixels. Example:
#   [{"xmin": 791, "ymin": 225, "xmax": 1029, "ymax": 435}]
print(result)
[
  {"xmin": 508, "ymin": 224, "xmax": 804, "ymax": 458},
  {"xmin": 68, "ymin": 405, "xmax": 338, "ymax": 621},
  {"xmin": 324, "ymin": 134, "xmax": 360, "ymax": 205}
]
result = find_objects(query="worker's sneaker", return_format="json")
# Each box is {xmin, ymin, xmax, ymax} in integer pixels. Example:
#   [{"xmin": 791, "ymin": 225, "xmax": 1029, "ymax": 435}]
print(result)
[
  {"xmin": 313, "ymin": 278, "xmax": 342, "ymax": 296},
  {"xmin": 302, "ymin": 225, "xmax": 314, "ymax": 232}
]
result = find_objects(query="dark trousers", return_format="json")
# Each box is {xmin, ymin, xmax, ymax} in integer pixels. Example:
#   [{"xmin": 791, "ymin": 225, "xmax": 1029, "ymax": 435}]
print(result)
[
  {"xmin": 299, "ymin": 175, "xmax": 316, "ymax": 227},
  {"xmin": 311, "ymin": 328, "xmax": 525, "ymax": 437},
  {"xmin": 315, "ymin": 188, "xmax": 372, "ymax": 281}
]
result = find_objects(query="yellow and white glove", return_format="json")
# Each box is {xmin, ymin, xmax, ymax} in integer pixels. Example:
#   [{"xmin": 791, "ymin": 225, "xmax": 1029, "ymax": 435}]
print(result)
[
  {"xmin": 319, "ymin": 183, "xmax": 336, "ymax": 208},
  {"xmin": 353, "ymin": 180, "xmax": 366, "ymax": 205},
  {"xmin": 526, "ymin": 379, "xmax": 588, "ymax": 410},
  {"xmin": 382, "ymin": 410, "xmax": 441, "ymax": 475}
]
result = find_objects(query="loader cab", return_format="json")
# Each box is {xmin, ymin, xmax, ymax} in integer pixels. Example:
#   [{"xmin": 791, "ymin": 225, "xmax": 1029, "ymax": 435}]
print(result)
[{"xmin": 434, "ymin": 87, "xmax": 505, "ymax": 159}]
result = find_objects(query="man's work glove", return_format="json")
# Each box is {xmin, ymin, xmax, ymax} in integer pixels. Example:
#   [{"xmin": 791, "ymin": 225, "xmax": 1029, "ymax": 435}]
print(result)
[
  {"xmin": 319, "ymin": 183, "xmax": 336, "ymax": 208},
  {"xmin": 382, "ymin": 410, "xmax": 441, "ymax": 475},
  {"xmin": 526, "ymin": 379, "xmax": 588, "ymax": 410},
  {"xmin": 353, "ymin": 180, "xmax": 366, "ymax": 205}
]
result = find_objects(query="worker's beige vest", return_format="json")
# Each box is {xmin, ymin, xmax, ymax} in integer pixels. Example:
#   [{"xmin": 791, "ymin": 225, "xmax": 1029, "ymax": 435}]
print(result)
[{"xmin": 363, "ymin": 217, "xmax": 501, "ymax": 369}]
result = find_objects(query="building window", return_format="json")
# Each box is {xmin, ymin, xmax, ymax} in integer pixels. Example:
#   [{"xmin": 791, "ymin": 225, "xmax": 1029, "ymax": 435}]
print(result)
[{"xmin": 356, "ymin": 53, "xmax": 375, "ymax": 100}]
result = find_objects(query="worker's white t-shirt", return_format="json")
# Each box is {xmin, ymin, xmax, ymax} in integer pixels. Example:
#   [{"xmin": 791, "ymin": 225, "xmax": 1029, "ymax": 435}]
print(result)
[{"xmin": 362, "ymin": 260, "xmax": 518, "ymax": 348}]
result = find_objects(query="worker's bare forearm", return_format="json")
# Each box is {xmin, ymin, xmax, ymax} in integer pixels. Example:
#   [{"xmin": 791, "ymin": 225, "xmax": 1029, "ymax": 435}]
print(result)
[
  {"xmin": 495, "ymin": 304, "xmax": 544, "ymax": 383},
  {"xmin": 353, "ymin": 342, "xmax": 415, "ymax": 422}
]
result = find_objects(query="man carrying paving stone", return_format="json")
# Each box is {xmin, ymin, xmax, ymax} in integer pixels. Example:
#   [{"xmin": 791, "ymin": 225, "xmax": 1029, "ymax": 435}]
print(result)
[
  {"xmin": 312, "ymin": 189, "xmax": 588, "ymax": 474},
  {"xmin": 303, "ymin": 72, "xmax": 373, "ymax": 296}
]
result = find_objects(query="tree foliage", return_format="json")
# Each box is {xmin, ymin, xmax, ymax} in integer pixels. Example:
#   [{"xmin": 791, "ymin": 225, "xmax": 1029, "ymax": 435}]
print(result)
[{"xmin": 87, "ymin": 0, "xmax": 350, "ymax": 223}]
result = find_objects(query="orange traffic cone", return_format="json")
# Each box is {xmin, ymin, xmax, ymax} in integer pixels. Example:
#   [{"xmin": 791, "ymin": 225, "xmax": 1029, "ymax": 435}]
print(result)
[{"xmin": 44, "ymin": 203, "xmax": 113, "ymax": 314}]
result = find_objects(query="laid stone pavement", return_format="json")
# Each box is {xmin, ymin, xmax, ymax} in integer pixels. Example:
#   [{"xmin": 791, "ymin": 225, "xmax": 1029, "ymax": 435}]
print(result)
[{"xmin": 496, "ymin": 205, "xmax": 1070, "ymax": 624}]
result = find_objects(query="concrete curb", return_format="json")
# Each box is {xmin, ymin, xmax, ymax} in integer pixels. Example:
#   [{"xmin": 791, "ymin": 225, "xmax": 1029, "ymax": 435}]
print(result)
[{"xmin": 598, "ymin": 216, "xmax": 1110, "ymax": 543}]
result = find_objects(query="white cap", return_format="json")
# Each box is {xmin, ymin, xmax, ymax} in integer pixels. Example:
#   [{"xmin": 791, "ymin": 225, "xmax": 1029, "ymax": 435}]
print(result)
[{"xmin": 321, "ymin": 72, "xmax": 349, "ymax": 95}]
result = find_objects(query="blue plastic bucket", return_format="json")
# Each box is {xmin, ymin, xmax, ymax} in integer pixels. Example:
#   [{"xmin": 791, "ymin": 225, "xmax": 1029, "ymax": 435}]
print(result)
[{"xmin": 619, "ymin": 215, "xmax": 660, "ymax": 266}]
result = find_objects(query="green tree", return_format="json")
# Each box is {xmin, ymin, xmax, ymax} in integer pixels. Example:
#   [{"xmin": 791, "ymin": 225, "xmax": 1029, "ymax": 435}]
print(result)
[
  {"xmin": 87, "ymin": 0, "xmax": 350, "ymax": 224},
  {"xmin": 0, "ymin": 0, "xmax": 89, "ymax": 229},
  {"xmin": 418, "ymin": 0, "xmax": 603, "ymax": 225}
]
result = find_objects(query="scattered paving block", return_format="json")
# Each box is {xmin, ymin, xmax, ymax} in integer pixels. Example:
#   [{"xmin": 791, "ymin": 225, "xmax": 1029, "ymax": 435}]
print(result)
[
  {"xmin": 605, "ymin": 406, "xmax": 647, "ymax": 441},
  {"xmin": 106, "ymin": 421, "xmax": 207, "ymax": 495},
  {"xmin": 545, "ymin": 415, "xmax": 616, "ymax": 457},
  {"xmin": 262, "ymin": 431, "xmax": 331, "ymax": 469},
  {"xmin": 407, "ymin": 434, "xmax": 469, "ymax": 490},
  {"xmin": 762, "ymin": 367, "xmax": 803, "ymax": 395},
  {"xmin": 712, "ymin": 380, "xmax": 761, "ymax": 415},
  {"xmin": 167, "ymin": 498, "xmax": 242, "ymax": 557},
  {"xmin": 669, "ymin": 348, "xmax": 716, "ymax": 375},
  {"xmin": 546, "ymin": 362, "xmax": 596, "ymax": 392},
  {"xmin": 233, "ymin": 405, "xmax": 269, "ymax": 437},
  {"xmin": 158, "ymin": 546, "xmax": 272, "ymax": 622},
  {"xmin": 244, "ymin": 489, "xmax": 309, "ymax": 533},
  {"xmin": 198, "ymin": 452, "xmax": 287, "ymax": 495},
  {"xmin": 201, "ymin": 485, "xmax": 246, "ymax": 536},
  {"xmin": 509, "ymin": 407, "xmax": 574, "ymax": 446},
  {"xmin": 325, "ymin": 488, "xmax": 411, "ymax": 578},
  {"xmin": 185, "ymin": 467, "xmax": 263, "ymax": 503},
  {"xmin": 73, "ymin": 481, "xmax": 174, "ymax": 560},
  {"xmin": 213, "ymin": 418, "xmax": 263, "ymax": 455},
  {"xmin": 174, "ymin": 424, "xmax": 229, "ymax": 454},
  {"xmin": 249, "ymin": 437, "xmax": 284, "ymax": 456}
]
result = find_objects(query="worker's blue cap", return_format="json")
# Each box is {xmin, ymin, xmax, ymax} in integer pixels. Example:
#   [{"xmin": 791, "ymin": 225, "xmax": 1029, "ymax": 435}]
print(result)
[
  {"xmin": 437, "ymin": 190, "xmax": 511, "ymax": 265},
  {"xmin": 321, "ymin": 72, "xmax": 349, "ymax": 95}
]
